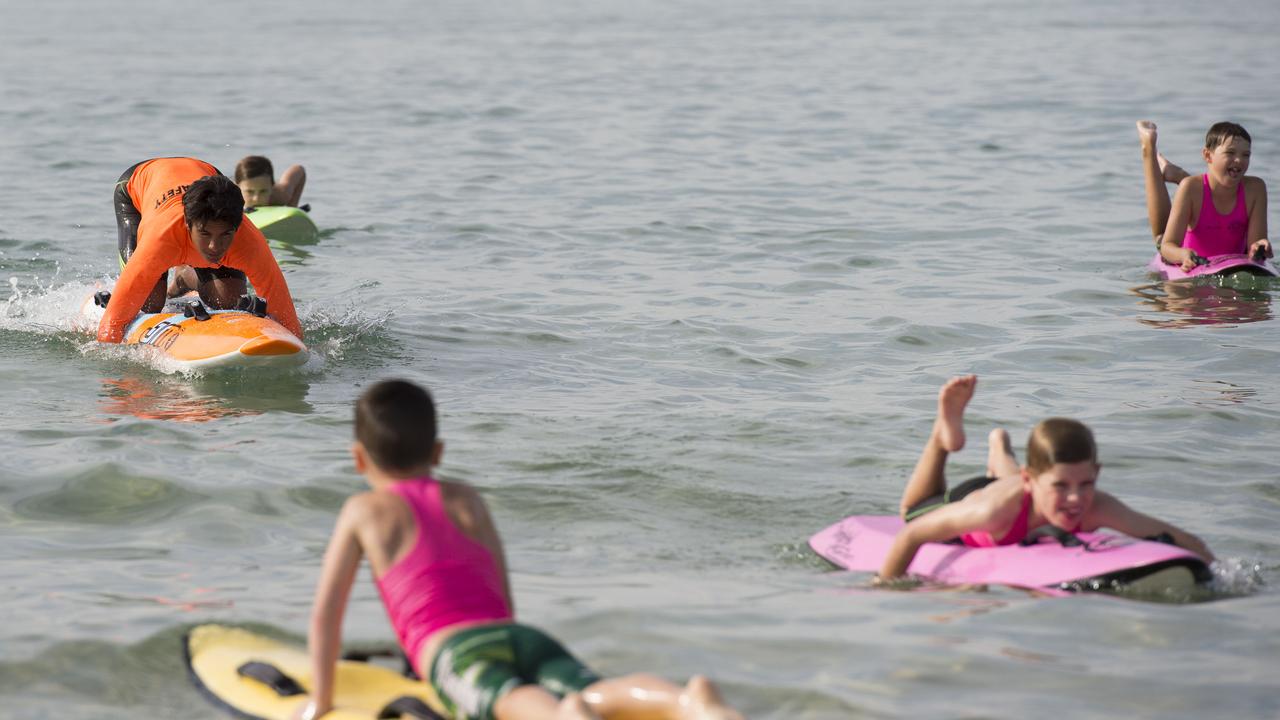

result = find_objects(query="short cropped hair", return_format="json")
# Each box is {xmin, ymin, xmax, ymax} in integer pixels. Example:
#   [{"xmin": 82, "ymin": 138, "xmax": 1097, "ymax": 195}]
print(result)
[
  {"xmin": 234, "ymin": 155, "xmax": 275, "ymax": 183},
  {"xmin": 1025, "ymin": 418, "xmax": 1097, "ymax": 475},
  {"xmin": 183, "ymin": 175, "xmax": 245, "ymax": 229},
  {"xmin": 1205, "ymin": 122, "xmax": 1251, "ymax": 150},
  {"xmin": 355, "ymin": 379, "xmax": 438, "ymax": 473}
]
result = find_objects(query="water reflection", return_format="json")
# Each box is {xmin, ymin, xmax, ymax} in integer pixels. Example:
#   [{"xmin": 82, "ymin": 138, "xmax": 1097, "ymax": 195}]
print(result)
[
  {"xmin": 1131, "ymin": 278, "xmax": 1274, "ymax": 328},
  {"xmin": 267, "ymin": 239, "xmax": 313, "ymax": 267},
  {"xmin": 98, "ymin": 370, "xmax": 313, "ymax": 422},
  {"xmin": 1185, "ymin": 379, "xmax": 1260, "ymax": 406},
  {"xmin": 265, "ymin": 225, "xmax": 330, "ymax": 267}
]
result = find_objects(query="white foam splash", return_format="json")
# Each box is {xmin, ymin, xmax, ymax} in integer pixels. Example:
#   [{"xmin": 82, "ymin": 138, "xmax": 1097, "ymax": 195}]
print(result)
[
  {"xmin": 299, "ymin": 299, "xmax": 398, "ymax": 364},
  {"xmin": 4, "ymin": 277, "xmax": 394, "ymax": 376},
  {"xmin": 3, "ymin": 276, "xmax": 210, "ymax": 376},
  {"xmin": 1208, "ymin": 557, "xmax": 1267, "ymax": 596},
  {"xmin": 2, "ymin": 273, "xmax": 104, "ymax": 334}
]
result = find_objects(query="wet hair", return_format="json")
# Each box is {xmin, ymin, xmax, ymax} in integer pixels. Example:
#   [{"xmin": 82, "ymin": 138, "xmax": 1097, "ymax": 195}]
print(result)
[
  {"xmin": 1025, "ymin": 418, "xmax": 1097, "ymax": 475},
  {"xmin": 182, "ymin": 175, "xmax": 244, "ymax": 229},
  {"xmin": 1205, "ymin": 122, "xmax": 1251, "ymax": 150},
  {"xmin": 355, "ymin": 379, "xmax": 438, "ymax": 473},
  {"xmin": 234, "ymin": 155, "xmax": 275, "ymax": 183}
]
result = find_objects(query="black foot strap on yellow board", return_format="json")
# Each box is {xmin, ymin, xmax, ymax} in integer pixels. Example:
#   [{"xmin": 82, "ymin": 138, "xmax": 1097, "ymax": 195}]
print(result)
[
  {"xmin": 376, "ymin": 696, "xmax": 445, "ymax": 719},
  {"xmin": 238, "ymin": 661, "xmax": 306, "ymax": 697}
]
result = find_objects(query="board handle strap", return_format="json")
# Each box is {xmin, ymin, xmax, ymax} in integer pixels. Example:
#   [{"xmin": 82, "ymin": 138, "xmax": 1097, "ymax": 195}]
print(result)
[
  {"xmin": 236, "ymin": 660, "xmax": 306, "ymax": 696},
  {"xmin": 1018, "ymin": 526, "xmax": 1084, "ymax": 548},
  {"xmin": 183, "ymin": 299, "xmax": 212, "ymax": 321},
  {"xmin": 377, "ymin": 695, "xmax": 446, "ymax": 719}
]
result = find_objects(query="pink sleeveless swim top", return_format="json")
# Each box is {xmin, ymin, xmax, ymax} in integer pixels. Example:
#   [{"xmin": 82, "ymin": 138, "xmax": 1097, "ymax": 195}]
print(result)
[
  {"xmin": 1184, "ymin": 174, "xmax": 1248, "ymax": 258},
  {"xmin": 375, "ymin": 478, "xmax": 512, "ymax": 674},
  {"xmin": 959, "ymin": 492, "xmax": 1032, "ymax": 548}
]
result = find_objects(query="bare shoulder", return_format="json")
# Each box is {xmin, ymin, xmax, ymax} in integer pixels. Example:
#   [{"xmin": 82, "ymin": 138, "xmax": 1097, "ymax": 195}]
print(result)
[
  {"xmin": 1171, "ymin": 175, "xmax": 1202, "ymax": 206},
  {"xmin": 963, "ymin": 477, "xmax": 1026, "ymax": 525},
  {"xmin": 1244, "ymin": 175, "xmax": 1268, "ymax": 199},
  {"xmin": 439, "ymin": 478, "xmax": 484, "ymax": 504},
  {"xmin": 329, "ymin": 491, "xmax": 381, "ymax": 542},
  {"xmin": 342, "ymin": 488, "xmax": 409, "ymax": 525},
  {"xmin": 1177, "ymin": 174, "xmax": 1203, "ymax": 191},
  {"xmin": 339, "ymin": 490, "xmax": 379, "ymax": 518},
  {"xmin": 969, "ymin": 476, "xmax": 1023, "ymax": 507},
  {"xmin": 439, "ymin": 479, "xmax": 490, "ymax": 529},
  {"xmin": 904, "ymin": 481, "xmax": 1016, "ymax": 541}
]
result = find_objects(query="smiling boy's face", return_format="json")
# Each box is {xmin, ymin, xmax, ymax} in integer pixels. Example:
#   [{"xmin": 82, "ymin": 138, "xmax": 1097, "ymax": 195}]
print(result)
[
  {"xmin": 1025, "ymin": 460, "xmax": 1099, "ymax": 530},
  {"xmin": 237, "ymin": 175, "xmax": 273, "ymax": 208},
  {"xmin": 1203, "ymin": 136, "xmax": 1251, "ymax": 186}
]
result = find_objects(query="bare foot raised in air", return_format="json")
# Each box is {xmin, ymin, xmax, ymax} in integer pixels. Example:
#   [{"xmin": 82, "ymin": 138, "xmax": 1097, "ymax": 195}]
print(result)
[
  {"xmin": 986, "ymin": 428, "xmax": 1019, "ymax": 479},
  {"xmin": 934, "ymin": 375, "xmax": 976, "ymax": 453},
  {"xmin": 1137, "ymin": 121, "xmax": 1190, "ymax": 184},
  {"xmin": 1136, "ymin": 120, "xmax": 1158, "ymax": 148},
  {"xmin": 680, "ymin": 676, "xmax": 745, "ymax": 720}
]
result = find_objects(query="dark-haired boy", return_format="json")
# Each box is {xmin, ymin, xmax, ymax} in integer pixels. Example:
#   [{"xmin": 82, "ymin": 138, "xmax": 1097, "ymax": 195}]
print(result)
[
  {"xmin": 1136, "ymin": 120, "xmax": 1271, "ymax": 272},
  {"xmin": 234, "ymin": 155, "xmax": 307, "ymax": 209},
  {"xmin": 296, "ymin": 378, "xmax": 745, "ymax": 720},
  {"xmin": 99, "ymin": 157, "xmax": 302, "ymax": 343}
]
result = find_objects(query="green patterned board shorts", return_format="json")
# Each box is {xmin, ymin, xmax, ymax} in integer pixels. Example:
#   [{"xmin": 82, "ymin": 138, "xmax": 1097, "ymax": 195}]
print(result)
[{"xmin": 429, "ymin": 623, "xmax": 602, "ymax": 720}]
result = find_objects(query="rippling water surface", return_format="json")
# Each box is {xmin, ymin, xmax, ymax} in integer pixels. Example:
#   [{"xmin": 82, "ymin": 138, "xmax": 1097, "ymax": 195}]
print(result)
[{"xmin": 2, "ymin": 1, "xmax": 1279, "ymax": 717}]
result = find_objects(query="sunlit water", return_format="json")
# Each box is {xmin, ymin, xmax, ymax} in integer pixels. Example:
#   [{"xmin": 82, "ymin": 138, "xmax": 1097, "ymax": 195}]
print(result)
[{"xmin": 2, "ymin": 1, "xmax": 1279, "ymax": 718}]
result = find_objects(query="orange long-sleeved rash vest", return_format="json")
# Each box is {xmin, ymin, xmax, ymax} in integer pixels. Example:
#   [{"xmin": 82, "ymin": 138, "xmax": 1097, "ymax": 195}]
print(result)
[{"xmin": 96, "ymin": 158, "xmax": 302, "ymax": 343}]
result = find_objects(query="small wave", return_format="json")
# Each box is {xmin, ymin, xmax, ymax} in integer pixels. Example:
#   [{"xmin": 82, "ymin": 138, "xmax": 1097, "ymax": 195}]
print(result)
[{"xmin": 297, "ymin": 299, "xmax": 401, "ymax": 369}]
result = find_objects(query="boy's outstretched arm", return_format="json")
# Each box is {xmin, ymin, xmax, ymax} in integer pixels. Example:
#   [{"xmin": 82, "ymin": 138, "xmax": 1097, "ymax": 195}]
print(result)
[
  {"xmin": 878, "ymin": 501, "xmax": 990, "ymax": 581},
  {"xmin": 295, "ymin": 499, "xmax": 367, "ymax": 719},
  {"xmin": 1159, "ymin": 178, "xmax": 1202, "ymax": 270},
  {"xmin": 1090, "ymin": 492, "xmax": 1214, "ymax": 562},
  {"xmin": 236, "ymin": 225, "xmax": 303, "ymax": 339},
  {"xmin": 271, "ymin": 164, "xmax": 307, "ymax": 207}
]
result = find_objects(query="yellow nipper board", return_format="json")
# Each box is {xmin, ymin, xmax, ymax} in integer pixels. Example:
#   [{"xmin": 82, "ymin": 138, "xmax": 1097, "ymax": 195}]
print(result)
[{"xmin": 184, "ymin": 624, "xmax": 446, "ymax": 719}]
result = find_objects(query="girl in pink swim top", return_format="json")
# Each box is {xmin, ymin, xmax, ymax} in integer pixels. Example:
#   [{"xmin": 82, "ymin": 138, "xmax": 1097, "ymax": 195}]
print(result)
[
  {"xmin": 1137, "ymin": 120, "xmax": 1272, "ymax": 273},
  {"xmin": 296, "ymin": 379, "xmax": 744, "ymax": 720},
  {"xmin": 877, "ymin": 375, "xmax": 1214, "ymax": 582}
]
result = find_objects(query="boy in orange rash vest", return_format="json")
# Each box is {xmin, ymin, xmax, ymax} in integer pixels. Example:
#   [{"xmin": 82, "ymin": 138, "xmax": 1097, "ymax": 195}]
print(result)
[{"xmin": 98, "ymin": 157, "xmax": 302, "ymax": 343}]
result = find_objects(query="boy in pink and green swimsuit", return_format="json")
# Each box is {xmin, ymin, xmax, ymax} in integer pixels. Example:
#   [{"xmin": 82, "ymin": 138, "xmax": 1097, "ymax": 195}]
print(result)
[
  {"xmin": 877, "ymin": 375, "xmax": 1214, "ymax": 582},
  {"xmin": 1136, "ymin": 120, "xmax": 1271, "ymax": 272},
  {"xmin": 295, "ymin": 379, "xmax": 744, "ymax": 720}
]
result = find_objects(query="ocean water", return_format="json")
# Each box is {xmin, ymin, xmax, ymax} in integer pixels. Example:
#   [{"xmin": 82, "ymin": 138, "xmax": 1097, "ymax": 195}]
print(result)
[{"xmin": 1, "ymin": 0, "xmax": 1279, "ymax": 717}]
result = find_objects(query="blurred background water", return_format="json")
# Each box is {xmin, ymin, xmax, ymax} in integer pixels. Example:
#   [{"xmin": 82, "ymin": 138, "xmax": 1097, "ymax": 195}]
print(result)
[{"xmin": 1, "ymin": 0, "xmax": 1278, "ymax": 717}]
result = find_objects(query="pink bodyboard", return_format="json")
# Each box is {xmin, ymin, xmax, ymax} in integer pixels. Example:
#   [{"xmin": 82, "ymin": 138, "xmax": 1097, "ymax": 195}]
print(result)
[
  {"xmin": 1147, "ymin": 252, "xmax": 1277, "ymax": 280},
  {"xmin": 809, "ymin": 515, "xmax": 1209, "ymax": 590}
]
